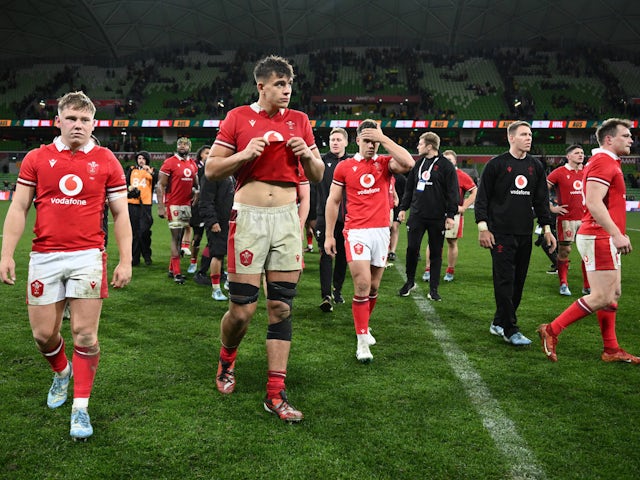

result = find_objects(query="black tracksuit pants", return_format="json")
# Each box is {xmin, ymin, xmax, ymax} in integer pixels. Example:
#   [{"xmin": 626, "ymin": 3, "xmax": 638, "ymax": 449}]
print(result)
[
  {"xmin": 405, "ymin": 216, "xmax": 445, "ymax": 291},
  {"xmin": 315, "ymin": 217, "xmax": 347, "ymax": 299},
  {"xmin": 490, "ymin": 232, "xmax": 532, "ymax": 338}
]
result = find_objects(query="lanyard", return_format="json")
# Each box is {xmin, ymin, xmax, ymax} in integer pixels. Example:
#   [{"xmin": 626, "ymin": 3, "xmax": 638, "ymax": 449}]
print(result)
[{"xmin": 418, "ymin": 157, "xmax": 438, "ymax": 181}]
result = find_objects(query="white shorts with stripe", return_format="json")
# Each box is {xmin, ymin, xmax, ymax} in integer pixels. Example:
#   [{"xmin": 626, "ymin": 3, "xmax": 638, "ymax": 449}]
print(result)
[
  {"xmin": 227, "ymin": 202, "xmax": 302, "ymax": 274},
  {"xmin": 27, "ymin": 249, "xmax": 107, "ymax": 305},
  {"xmin": 557, "ymin": 219, "xmax": 581, "ymax": 243},
  {"xmin": 344, "ymin": 227, "xmax": 390, "ymax": 268},
  {"xmin": 576, "ymin": 234, "xmax": 619, "ymax": 271},
  {"xmin": 445, "ymin": 213, "xmax": 463, "ymax": 239}
]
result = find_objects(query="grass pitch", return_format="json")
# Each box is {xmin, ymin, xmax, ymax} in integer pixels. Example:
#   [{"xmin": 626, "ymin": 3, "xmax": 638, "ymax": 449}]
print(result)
[{"xmin": 2, "ymin": 201, "xmax": 640, "ymax": 479}]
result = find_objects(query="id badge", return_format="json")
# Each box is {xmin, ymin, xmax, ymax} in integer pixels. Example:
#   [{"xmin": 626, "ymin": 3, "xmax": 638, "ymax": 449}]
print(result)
[{"xmin": 417, "ymin": 180, "xmax": 426, "ymax": 191}]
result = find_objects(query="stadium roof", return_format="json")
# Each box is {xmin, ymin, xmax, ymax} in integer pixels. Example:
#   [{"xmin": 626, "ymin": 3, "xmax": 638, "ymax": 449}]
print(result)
[{"xmin": 1, "ymin": 0, "xmax": 640, "ymax": 62}]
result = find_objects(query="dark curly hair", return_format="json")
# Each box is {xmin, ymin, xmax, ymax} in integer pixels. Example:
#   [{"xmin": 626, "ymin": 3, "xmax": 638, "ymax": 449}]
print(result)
[{"xmin": 135, "ymin": 151, "xmax": 151, "ymax": 165}]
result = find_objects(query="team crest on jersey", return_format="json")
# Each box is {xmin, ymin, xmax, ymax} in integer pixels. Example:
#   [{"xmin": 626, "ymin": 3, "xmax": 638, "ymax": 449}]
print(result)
[
  {"xmin": 286, "ymin": 120, "xmax": 295, "ymax": 131},
  {"xmin": 354, "ymin": 243, "xmax": 364, "ymax": 255},
  {"xmin": 240, "ymin": 249, "xmax": 254, "ymax": 266},
  {"xmin": 87, "ymin": 161, "xmax": 99, "ymax": 175},
  {"xmin": 30, "ymin": 279, "xmax": 44, "ymax": 297}
]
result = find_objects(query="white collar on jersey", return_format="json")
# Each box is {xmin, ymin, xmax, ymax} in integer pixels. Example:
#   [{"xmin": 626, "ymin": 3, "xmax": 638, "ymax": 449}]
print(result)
[
  {"xmin": 53, "ymin": 136, "xmax": 96, "ymax": 153},
  {"xmin": 353, "ymin": 152, "xmax": 379, "ymax": 162},
  {"xmin": 250, "ymin": 102, "xmax": 285, "ymax": 116},
  {"xmin": 591, "ymin": 147, "xmax": 619, "ymax": 160}
]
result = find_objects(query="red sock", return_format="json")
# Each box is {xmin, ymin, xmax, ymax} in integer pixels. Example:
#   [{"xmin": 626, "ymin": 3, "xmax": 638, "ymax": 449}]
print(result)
[
  {"xmin": 266, "ymin": 370, "xmax": 286, "ymax": 399},
  {"xmin": 352, "ymin": 295, "xmax": 370, "ymax": 335},
  {"xmin": 369, "ymin": 293, "xmax": 378, "ymax": 315},
  {"xmin": 306, "ymin": 232, "xmax": 313, "ymax": 246},
  {"xmin": 549, "ymin": 298, "xmax": 593, "ymax": 336},
  {"xmin": 581, "ymin": 261, "xmax": 590, "ymax": 289},
  {"xmin": 557, "ymin": 259, "xmax": 569, "ymax": 285},
  {"xmin": 598, "ymin": 303, "xmax": 619, "ymax": 352},
  {"xmin": 42, "ymin": 337, "xmax": 68, "ymax": 373},
  {"xmin": 219, "ymin": 345, "xmax": 237, "ymax": 364},
  {"xmin": 170, "ymin": 256, "xmax": 181, "ymax": 275},
  {"xmin": 446, "ymin": 267, "xmax": 454, "ymax": 274},
  {"xmin": 211, "ymin": 273, "xmax": 221, "ymax": 287},
  {"xmin": 72, "ymin": 343, "xmax": 100, "ymax": 399}
]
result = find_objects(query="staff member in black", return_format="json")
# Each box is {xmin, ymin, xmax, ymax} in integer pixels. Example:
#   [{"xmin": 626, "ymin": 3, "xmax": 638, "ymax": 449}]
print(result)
[
  {"xmin": 475, "ymin": 120, "xmax": 556, "ymax": 346},
  {"xmin": 398, "ymin": 131, "xmax": 459, "ymax": 301},
  {"xmin": 315, "ymin": 127, "xmax": 350, "ymax": 312}
]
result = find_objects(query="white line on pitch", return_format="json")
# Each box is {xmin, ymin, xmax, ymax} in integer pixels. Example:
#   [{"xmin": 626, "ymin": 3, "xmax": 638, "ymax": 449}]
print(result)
[{"xmin": 393, "ymin": 264, "xmax": 547, "ymax": 480}]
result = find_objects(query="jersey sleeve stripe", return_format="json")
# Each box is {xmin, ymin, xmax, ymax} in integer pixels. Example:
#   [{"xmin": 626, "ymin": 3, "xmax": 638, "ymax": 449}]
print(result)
[
  {"xmin": 17, "ymin": 177, "xmax": 36, "ymax": 187},
  {"xmin": 586, "ymin": 176, "xmax": 611, "ymax": 187},
  {"xmin": 213, "ymin": 139, "xmax": 236, "ymax": 151},
  {"xmin": 107, "ymin": 191, "xmax": 127, "ymax": 202}
]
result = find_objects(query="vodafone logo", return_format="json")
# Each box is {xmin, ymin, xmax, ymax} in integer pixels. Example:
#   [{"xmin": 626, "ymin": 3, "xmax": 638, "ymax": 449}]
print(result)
[
  {"xmin": 514, "ymin": 175, "xmax": 528, "ymax": 189},
  {"xmin": 263, "ymin": 130, "xmax": 284, "ymax": 142},
  {"xmin": 573, "ymin": 179, "xmax": 582, "ymax": 190},
  {"xmin": 421, "ymin": 171, "xmax": 431, "ymax": 181},
  {"xmin": 59, "ymin": 174, "xmax": 83, "ymax": 196},
  {"xmin": 360, "ymin": 174, "xmax": 375, "ymax": 188},
  {"xmin": 183, "ymin": 168, "xmax": 193, "ymax": 177}
]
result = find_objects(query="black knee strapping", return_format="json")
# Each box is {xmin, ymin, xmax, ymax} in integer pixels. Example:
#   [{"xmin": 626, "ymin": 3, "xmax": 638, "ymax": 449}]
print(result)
[
  {"xmin": 267, "ymin": 317, "xmax": 292, "ymax": 341},
  {"xmin": 266, "ymin": 281, "xmax": 297, "ymax": 308},
  {"xmin": 228, "ymin": 281, "xmax": 259, "ymax": 305}
]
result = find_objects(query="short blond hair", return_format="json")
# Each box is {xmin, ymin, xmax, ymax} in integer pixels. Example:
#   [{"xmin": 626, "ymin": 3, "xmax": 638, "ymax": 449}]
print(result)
[
  {"xmin": 419, "ymin": 131, "xmax": 440, "ymax": 150},
  {"xmin": 57, "ymin": 91, "xmax": 96, "ymax": 117},
  {"xmin": 442, "ymin": 149, "xmax": 457, "ymax": 163},
  {"xmin": 329, "ymin": 127, "xmax": 348, "ymax": 141},
  {"xmin": 507, "ymin": 120, "xmax": 531, "ymax": 136}
]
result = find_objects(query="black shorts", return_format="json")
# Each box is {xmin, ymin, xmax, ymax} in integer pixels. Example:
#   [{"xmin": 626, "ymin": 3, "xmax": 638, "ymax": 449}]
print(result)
[{"xmin": 205, "ymin": 223, "xmax": 229, "ymax": 257}]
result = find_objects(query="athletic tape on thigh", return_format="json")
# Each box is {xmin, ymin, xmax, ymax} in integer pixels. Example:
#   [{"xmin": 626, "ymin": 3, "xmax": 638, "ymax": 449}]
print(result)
[
  {"xmin": 228, "ymin": 281, "xmax": 259, "ymax": 305},
  {"xmin": 266, "ymin": 281, "xmax": 298, "ymax": 308}
]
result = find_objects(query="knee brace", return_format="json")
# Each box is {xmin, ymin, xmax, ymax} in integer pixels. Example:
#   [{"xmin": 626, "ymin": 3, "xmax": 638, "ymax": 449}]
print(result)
[
  {"xmin": 267, "ymin": 317, "xmax": 292, "ymax": 341},
  {"xmin": 266, "ymin": 281, "xmax": 298, "ymax": 309},
  {"xmin": 228, "ymin": 282, "xmax": 259, "ymax": 305}
]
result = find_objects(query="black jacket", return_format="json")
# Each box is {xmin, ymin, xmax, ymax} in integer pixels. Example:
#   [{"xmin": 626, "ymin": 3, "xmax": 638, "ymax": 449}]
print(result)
[
  {"xmin": 474, "ymin": 151, "xmax": 553, "ymax": 235},
  {"xmin": 316, "ymin": 151, "xmax": 350, "ymax": 223},
  {"xmin": 199, "ymin": 175, "xmax": 235, "ymax": 229},
  {"xmin": 400, "ymin": 154, "xmax": 459, "ymax": 220}
]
